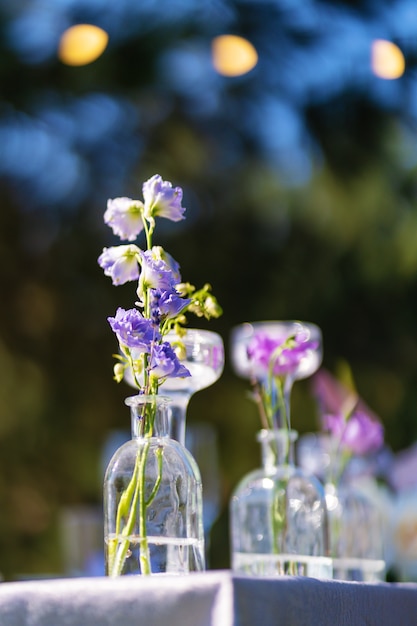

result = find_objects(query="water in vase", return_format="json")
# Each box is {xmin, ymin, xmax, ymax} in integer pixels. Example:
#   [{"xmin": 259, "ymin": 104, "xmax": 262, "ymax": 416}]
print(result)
[
  {"xmin": 233, "ymin": 552, "xmax": 332, "ymax": 579},
  {"xmin": 105, "ymin": 534, "xmax": 205, "ymax": 576}
]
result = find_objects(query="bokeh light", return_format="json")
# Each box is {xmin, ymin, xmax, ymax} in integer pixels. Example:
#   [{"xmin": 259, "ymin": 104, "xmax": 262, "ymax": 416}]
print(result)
[
  {"xmin": 371, "ymin": 39, "xmax": 405, "ymax": 80},
  {"xmin": 58, "ymin": 24, "xmax": 109, "ymax": 66},
  {"xmin": 212, "ymin": 35, "xmax": 258, "ymax": 77}
]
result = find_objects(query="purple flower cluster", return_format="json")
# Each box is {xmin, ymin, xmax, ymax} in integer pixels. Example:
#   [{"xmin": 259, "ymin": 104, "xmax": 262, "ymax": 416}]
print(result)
[
  {"xmin": 103, "ymin": 175, "xmax": 185, "ymax": 244},
  {"xmin": 98, "ymin": 175, "xmax": 193, "ymax": 392},
  {"xmin": 247, "ymin": 330, "xmax": 318, "ymax": 376},
  {"xmin": 312, "ymin": 368, "xmax": 384, "ymax": 458},
  {"xmin": 322, "ymin": 410, "xmax": 384, "ymax": 456},
  {"xmin": 108, "ymin": 308, "xmax": 190, "ymax": 383}
]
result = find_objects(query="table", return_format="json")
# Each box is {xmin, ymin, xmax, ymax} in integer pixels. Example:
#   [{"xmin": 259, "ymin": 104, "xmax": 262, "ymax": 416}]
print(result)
[{"xmin": 0, "ymin": 571, "xmax": 416, "ymax": 626}]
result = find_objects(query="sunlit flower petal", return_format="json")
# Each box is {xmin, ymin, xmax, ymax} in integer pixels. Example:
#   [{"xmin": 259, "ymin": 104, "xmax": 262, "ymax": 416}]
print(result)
[
  {"xmin": 104, "ymin": 197, "xmax": 144, "ymax": 241},
  {"xmin": 151, "ymin": 246, "xmax": 181, "ymax": 282},
  {"xmin": 142, "ymin": 174, "xmax": 185, "ymax": 222},
  {"xmin": 151, "ymin": 289, "xmax": 190, "ymax": 320},
  {"xmin": 138, "ymin": 249, "xmax": 177, "ymax": 297},
  {"xmin": 108, "ymin": 307, "xmax": 159, "ymax": 350},
  {"xmin": 98, "ymin": 244, "xmax": 141, "ymax": 285},
  {"xmin": 149, "ymin": 342, "xmax": 191, "ymax": 380},
  {"xmin": 247, "ymin": 331, "xmax": 318, "ymax": 376}
]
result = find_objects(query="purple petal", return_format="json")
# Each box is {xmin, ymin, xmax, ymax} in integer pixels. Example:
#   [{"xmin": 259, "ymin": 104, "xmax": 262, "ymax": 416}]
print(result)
[
  {"xmin": 108, "ymin": 307, "xmax": 159, "ymax": 350},
  {"xmin": 98, "ymin": 245, "xmax": 141, "ymax": 285},
  {"xmin": 142, "ymin": 175, "xmax": 185, "ymax": 222},
  {"xmin": 104, "ymin": 197, "xmax": 144, "ymax": 241},
  {"xmin": 149, "ymin": 342, "xmax": 191, "ymax": 380}
]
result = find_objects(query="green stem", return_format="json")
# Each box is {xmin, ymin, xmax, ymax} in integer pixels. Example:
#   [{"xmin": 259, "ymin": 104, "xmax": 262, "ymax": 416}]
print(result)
[
  {"xmin": 142, "ymin": 214, "xmax": 154, "ymax": 251},
  {"xmin": 145, "ymin": 446, "xmax": 163, "ymax": 506},
  {"xmin": 275, "ymin": 377, "xmax": 288, "ymax": 430},
  {"xmin": 271, "ymin": 477, "xmax": 287, "ymax": 554},
  {"xmin": 109, "ymin": 435, "xmax": 165, "ymax": 576},
  {"xmin": 109, "ymin": 443, "xmax": 143, "ymax": 576},
  {"xmin": 138, "ymin": 441, "xmax": 151, "ymax": 575}
]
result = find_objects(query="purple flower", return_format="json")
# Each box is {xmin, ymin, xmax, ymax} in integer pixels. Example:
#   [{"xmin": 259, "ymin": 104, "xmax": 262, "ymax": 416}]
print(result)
[
  {"xmin": 322, "ymin": 412, "xmax": 347, "ymax": 440},
  {"xmin": 152, "ymin": 246, "xmax": 181, "ymax": 282},
  {"xmin": 104, "ymin": 197, "xmax": 144, "ymax": 241},
  {"xmin": 312, "ymin": 368, "xmax": 358, "ymax": 416},
  {"xmin": 153, "ymin": 289, "xmax": 190, "ymax": 320},
  {"xmin": 98, "ymin": 245, "xmax": 141, "ymax": 285},
  {"xmin": 108, "ymin": 307, "xmax": 159, "ymax": 350},
  {"xmin": 149, "ymin": 342, "xmax": 191, "ymax": 380},
  {"xmin": 138, "ymin": 249, "xmax": 178, "ymax": 297},
  {"xmin": 323, "ymin": 410, "xmax": 384, "ymax": 456},
  {"xmin": 142, "ymin": 175, "xmax": 186, "ymax": 222},
  {"xmin": 342, "ymin": 410, "xmax": 384, "ymax": 455},
  {"xmin": 247, "ymin": 331, "xmax": 318, "ymax": 376}
]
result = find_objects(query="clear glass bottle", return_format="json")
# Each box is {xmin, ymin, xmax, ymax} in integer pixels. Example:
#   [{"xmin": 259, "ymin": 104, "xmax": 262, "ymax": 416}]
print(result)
[
  {"xmin": 325, "ymin": 478, "xmax": 386, "ymax": 582},
  {"xmin": 104, "ymin": 395, "xmax": 205, "ymax": 576},
  {"xmin": 230, "ymin": 428, "xmax": 332, "ymax": 578},
  {"xmin": 297, "ymin": 432, "xmax": 386, "ymax": 581},
  {"xmin": 125, "ymin": 329, "xmax": 224, "ymax": 446}
]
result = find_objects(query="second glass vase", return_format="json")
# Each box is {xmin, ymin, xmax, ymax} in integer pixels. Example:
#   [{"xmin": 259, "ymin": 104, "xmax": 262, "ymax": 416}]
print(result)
[
  {"xmin": 230, "ymin": 428, "xmax": 332, "ymax": 578},
  {"xmin": 325, "ymin": 478, "xmax": 386, "ymax": 582}
]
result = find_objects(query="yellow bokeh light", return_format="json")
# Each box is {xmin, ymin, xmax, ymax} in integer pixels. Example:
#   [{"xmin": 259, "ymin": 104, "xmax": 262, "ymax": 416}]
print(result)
[
  {"xmin": 371, "ymin": 39, "xmax": 405, "ymax": 80},
  {"xmin": 58, "ymin": 24, "xmax": 109, "ymax": 66},
  {"xmin": 212, "ymin": 35, "xmax": 258, "ymax": 77}
]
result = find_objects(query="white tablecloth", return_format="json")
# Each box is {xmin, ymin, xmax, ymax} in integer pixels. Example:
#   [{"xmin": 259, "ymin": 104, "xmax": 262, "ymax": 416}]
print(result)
[{"xmin": 0, "ymin": 571, "xmax": 416, "ymax": 626}]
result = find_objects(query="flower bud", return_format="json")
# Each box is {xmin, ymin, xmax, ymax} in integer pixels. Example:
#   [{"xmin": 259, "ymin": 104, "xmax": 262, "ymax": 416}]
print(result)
[{"xmin": 113, "ymin": 362, "xmax": 125, "ymax": 383}]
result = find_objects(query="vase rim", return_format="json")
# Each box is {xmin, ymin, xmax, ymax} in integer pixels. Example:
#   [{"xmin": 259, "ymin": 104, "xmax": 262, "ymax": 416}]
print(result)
[
  {"xmin": 257, "ymin": 428, "xmax": 298, "ymax": 442},
  {"xmin": 124, "ymin": 394, "xmax": 172, "ymax": 407},
  {"xmin": 232, "ymin": 320, "xmax": 321, "ymax": 335},
  {"xmin": 166, "ymin": 327, "xmax": 224, "ymax": 342}
]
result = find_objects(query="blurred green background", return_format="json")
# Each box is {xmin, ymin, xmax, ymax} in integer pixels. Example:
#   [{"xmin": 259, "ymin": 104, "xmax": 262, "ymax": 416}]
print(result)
[{"xmin": 1, "ymin": 0, "xmax": 417, "ymax": 578}]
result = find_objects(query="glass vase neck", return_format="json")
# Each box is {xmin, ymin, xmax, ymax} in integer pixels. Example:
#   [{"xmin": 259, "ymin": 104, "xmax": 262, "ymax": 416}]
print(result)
[
  {"xmin": 257, "ymin": 428, "xmax": 298, "ymax": 470},
  {"xmin": 125, "ymin": 395, "xmax": 171, "ymax": 439},
  {"xmin": 264, "ymin": 374, "xmax": 294, "ymax": 431},
  {"xmin": 164, "ymin": 392, "xmax": 189, "ymax": 446}
]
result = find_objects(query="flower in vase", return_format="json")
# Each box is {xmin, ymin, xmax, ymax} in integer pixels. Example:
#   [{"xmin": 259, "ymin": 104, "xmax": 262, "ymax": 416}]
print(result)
[
  {"xmin": 245, "ymin": 326, "xmax": 319, "ymax": 431},
  {"xmin": 322, "ymin": 409, "xmax": 384, "ymax": 457},
  {"xmin": 248, "ymin": 330, "xmax": 317, "ymax": 377},
  {"xmin": 312, "ymin": 367, "xmax": 384, "ymax": 482},
  {"xmin": 99, "ymin": 174, "xmax": 222, "ymax": 398},
  {"xmin": 98, "ymin": 174, "xmax": 222, "ymax": 575}
]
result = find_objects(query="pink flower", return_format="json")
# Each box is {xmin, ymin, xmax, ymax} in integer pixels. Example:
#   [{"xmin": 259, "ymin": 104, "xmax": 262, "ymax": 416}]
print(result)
[
  {"xmin": 323, "ymin": 409, "xmax": 384, "ymax": 456},
  {"xmin": 247, "ymin": 331, "xmax": 318, "ymax": 376}
]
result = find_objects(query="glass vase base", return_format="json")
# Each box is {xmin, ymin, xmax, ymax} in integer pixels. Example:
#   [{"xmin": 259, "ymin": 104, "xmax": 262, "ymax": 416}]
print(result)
[
  {"xmin": 332, "ymin": 558, "xmax": 386, "ymax": 582},
  {"xmin": 232, "ymin": 552, "xmax": 333, "ymax": 579},
  {"xmin": 105, "ymin": 535, "xmax": 205, "ymax": 576}
]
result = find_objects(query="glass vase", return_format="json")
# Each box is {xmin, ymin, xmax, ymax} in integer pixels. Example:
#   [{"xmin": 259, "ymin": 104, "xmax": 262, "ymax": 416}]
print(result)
[
  {"xmin": 297, "ymin": 432, "xmax": 386, "ymax": 581},
  {"xmin": 230, "ymin": 428, "xmax": 332, "ymax": 578},
  {"xmin": 231, "ymin": 321, "xmax": 322, "ymax": 430},
  {"xmin": 125, "ymin": 329, "xmax": 224, "ymax": 446},
  {"xmin": 325, "ymin": 478, "xmax": 386, "ymax": 582},
  {"xmin": 103, "ymin": 394, "xmax": 205, "ymax": 576},
  {"xmin": 160, "ymin": 328, "xmax": 224, "ymax": 446}
]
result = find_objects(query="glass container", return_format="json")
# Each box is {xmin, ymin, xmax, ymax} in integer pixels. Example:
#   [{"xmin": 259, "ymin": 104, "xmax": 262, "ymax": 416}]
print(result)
[
  {"xmin": 230, "ymin": 429, "xmax": 332, "ymax": 578},
  {"xmin": 104, "ymin": 395, "xmax": 205, "ymax": 576}
]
